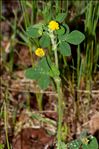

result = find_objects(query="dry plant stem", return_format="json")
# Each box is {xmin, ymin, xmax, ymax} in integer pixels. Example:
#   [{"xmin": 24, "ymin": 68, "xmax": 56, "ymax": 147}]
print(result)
[{"xmin": 4, "ymin": 90, "xmax": 10, "ymax": 149}]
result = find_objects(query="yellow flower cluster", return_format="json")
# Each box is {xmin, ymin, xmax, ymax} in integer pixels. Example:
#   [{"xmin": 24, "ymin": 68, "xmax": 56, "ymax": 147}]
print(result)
[
  {"xmin": 81, "ymin": 137, "xmax": 89, "ymax": 145},
  {"xmin": 48, "ymin": 20, "xmax": 59, "ymax": 31},
  {"xmin": 35, "ymin": 48, "xmax": 45, "ymax": 57}
]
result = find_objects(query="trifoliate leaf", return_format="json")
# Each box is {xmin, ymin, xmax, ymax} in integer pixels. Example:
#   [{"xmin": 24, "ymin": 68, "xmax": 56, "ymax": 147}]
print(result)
[
  {"xmin": 65, "ymin": 30, "xmax": 85, "ymax": 45},
  {"xmin": 38, "ymin": 75, "xmax": 50, "ymax": 89},
  {"xmin": 40, "ymin": 33, "xmax": 50, "ymax": 48},
  {"xmin": 56, "ymin": 13, "xmax": 66, "ymax": 23},
  {"xmin": 59, "ymin": 41, "xmax": 71, "ymax": 56},
  {"xmin": 26, "ymin": 25, "xmax": 42, "ymax": 38}
]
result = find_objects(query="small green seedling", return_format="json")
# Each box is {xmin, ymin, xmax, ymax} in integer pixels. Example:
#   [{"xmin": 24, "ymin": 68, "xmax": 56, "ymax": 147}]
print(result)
[{"xmin": 67, "ymin": 135, "xmax": 98, "ymax": 149}]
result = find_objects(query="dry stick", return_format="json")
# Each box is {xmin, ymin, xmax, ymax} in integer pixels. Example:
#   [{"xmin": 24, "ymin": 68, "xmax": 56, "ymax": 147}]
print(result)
[
  {"xmin": 1, "ymin": 86, "xmax": 58, "ymax": 96},
  {"xmin": 1, "ymin": 86, "xmax": 99, "ymax": 95},
  {"xmin": 77, "ymin": 89, "xmax": 99, "ymax": 94},
  {"xmin": 4, "ymin": 89, "xmax": 10, "ymax": 149}
]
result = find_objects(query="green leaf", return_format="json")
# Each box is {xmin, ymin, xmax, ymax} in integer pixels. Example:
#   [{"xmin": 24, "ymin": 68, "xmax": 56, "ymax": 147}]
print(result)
[
  {"xmin": 65, "ymin": 30, "xmax": 85, "ymax": 45},
  {"xmin": 56, "ymin": 26, "xmax": 65, "ymax": 35},
  {"xmin": 33, "ymin": 23, "xmax": 43, "ymax": 28},
  {"xmin": 60, "ymin": 141, "xmax": 67, "ymax": 149},
  {"xmin": 81, "ymin": 136, "xmax": 98, "ymax": 149},
  {"xmin": 58, "ymin": 24, "xmax": 69, "ymax": 40},
  {"xmin": 59, "ymin": 41, "xmax": 71, "ymax": 56},
  {"xmin": 25, "ymin": 57, "xmax": 51, "ymax": 90},
  {"xmin": 0, "ymin": 144, "xmax": 4, "ymax": 149},
  {"xmin": 63, "ymin": 24, "xmax": 70, "ymax": 34},
  {"xmin": 56, "ymin": 13, "xmax": 66, "ymax": 23},
  {"xmin": 25, "ymin": 66, "xmax": 50, "ymax": 89},
  {"xmin": 88, "ymin": 137, "xmax": 98, "ymax": 149},
  {"xmin": 58, "ymin": 34, "xmax": 67, "ymax": 41},
  {"xmin": 39, "ymin": 33, "xmax": 50, "ymax": 48},
  {"xmin": 49, "ymin": 64, "xmax": 60, "ymax": 77},
  {"xmin": 25, "ymin": 67, "xmax": 41, "ymax": 80},
  {"xmin": 38, "ymin": 75, "xmax": 50, "ymax": 89},
  {"xmin": 26, "ymin": 26, "xmax": 42, "ymax": 38},
  {"xmin": 32, "ymin": 46, "xmax": 37, "ymax": 52},
  {"xmin": 68, "ymin": 139, "xmax": 82, "ymax": 149},
  {"xmin": 46, "ymin": 56, "xmax": 52, "ymax": 67},
  {"xmin": 25, "ymin": 58, "xmax": 50, "ymax": 80},
  {"xmin": 38, "ymin": 57, "xmax": 50, "ymax": 72},
  {"xmin": 82, "ymin": 144, "xmax": 89, "ymax": 149}
]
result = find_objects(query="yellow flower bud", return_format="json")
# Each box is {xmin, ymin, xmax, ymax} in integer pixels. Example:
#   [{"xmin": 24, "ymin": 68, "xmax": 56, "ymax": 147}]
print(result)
[
  {"xmin": 35, "ymin": 48, "xmax": 45, "ymax": 57},
  {"xmin": 81, "ymin": 137, "xmax": 89, "ymax": 145},
  {"xmin": 48, "ymin": 20, "xmax": 59, "ymax": 31}
]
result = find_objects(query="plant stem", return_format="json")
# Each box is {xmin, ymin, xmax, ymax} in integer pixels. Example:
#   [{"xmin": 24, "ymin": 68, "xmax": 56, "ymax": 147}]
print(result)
[
  {"xmin": 49, "ymin": 30, "xmax": 63, "ymax": 148},
  {"xmin": 54, "ymin": 50, "xmax": 59, "ymax": 69},
  {"xmin": 49, "ymin": 30, "xmax": 59, "ymax": 68},
  {"xmin": 36, "ymin": 93, "xmax": 43, "ymax": 111},
  {"xmin": 55, "ymin": 78, "xmax": 63, "ymax": 149}
]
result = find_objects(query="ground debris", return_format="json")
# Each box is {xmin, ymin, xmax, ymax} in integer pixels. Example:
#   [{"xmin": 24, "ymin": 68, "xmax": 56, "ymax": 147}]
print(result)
[{"xmin": 12, "ymin": 127, "xmax": 55, "ymax": 149}]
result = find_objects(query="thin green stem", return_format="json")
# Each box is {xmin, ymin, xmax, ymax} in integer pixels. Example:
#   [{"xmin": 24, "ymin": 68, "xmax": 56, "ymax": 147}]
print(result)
[
  {"xmin": 32, "ymin": 0, "xmax": 37, "ymax": 24},
  {"xmin": 36, "ymin": 93, "xmax": 43, "ymax": 111},
  {"xmin": 54, "ymin": 50, "xmax": 59, "ymax": 69},
  {"xmin": 49, "ymin": 31, "xmax": 59, "ymax": 68},
  {"xmin": 55, "ymin": 78, "xmax": 63, "ymax": 149},
  {"xmin": 49, "ymin": 30, "xmax": 63, "ymax": 148}
]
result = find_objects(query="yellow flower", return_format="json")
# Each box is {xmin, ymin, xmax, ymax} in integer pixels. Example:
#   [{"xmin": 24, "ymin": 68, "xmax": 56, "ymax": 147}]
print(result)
[
  {"xmin": 48, "ymin": 20, "xmax": 59, "ymax": 31},
  {"xmin": 81, "ymin": 137, "xmax": 89, "ymax": 145},
  {"xmin": 35, "ymin": 48, "xmax": 45, "ymax": 57}
]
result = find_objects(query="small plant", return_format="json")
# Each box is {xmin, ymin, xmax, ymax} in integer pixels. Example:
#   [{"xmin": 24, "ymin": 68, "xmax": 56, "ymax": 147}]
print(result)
[
  {"xmin": 25, "ymin": 12, "xmax": 85, "ymax": 148},
  {"xmin": 67, "ymin": 135, "xmax": 98, "ymax": 149}
]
